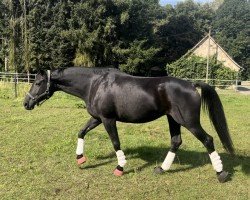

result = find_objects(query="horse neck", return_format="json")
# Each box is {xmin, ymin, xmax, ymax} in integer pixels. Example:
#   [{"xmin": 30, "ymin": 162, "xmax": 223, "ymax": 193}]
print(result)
[{"xmin": 52, "ymin": 68, "xmax": 94, "ymax": 101}]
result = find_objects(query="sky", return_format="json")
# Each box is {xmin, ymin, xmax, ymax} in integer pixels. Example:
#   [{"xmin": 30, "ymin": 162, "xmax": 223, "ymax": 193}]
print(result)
[{"xmin": 159, "ymin": 0, "xmax": 212, "ymax": 6}]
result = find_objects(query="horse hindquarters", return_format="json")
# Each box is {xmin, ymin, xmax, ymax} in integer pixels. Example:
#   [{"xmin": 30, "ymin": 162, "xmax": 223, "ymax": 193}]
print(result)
[
  {"xmin": 162, "ymin": 83, "xmax": 230, "ymax": 182},
  {"xmin": 164, "ymin": 82, "xmax": 201, "ymax": 127}
]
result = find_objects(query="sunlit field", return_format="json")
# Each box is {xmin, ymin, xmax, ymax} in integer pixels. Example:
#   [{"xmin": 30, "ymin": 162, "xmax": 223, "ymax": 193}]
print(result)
[{"xmin": 0, "ymin": 82, "xmax": 249, "ymax": 199}]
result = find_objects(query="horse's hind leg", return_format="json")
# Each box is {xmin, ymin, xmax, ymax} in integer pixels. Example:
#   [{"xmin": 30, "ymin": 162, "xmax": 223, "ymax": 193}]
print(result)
[
  {"xmin": 76, "ymin": 117, "xmax": 101, "ymax": 165},
  {"xmin": 187, "ymin": 124, "xmax": 229, "ymax": 182},
  {"xmin": 155, "ymin": 115, "xmax": 181, "ymax": 174}
]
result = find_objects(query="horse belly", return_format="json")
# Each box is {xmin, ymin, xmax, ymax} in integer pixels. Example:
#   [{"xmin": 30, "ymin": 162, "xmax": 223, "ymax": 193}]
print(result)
[
  {"xmin": 115, "ymin": 93, "xmax": 165, "ymax": 123},
  {"xmin": 118, "ymin": 110, "xmax": 164, "ymax": 123}
]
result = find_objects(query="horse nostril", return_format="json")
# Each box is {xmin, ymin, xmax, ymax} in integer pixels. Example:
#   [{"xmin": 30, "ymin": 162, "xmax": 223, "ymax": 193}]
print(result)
[{"xmin": 24, "ymin": 102, "xmax": 28, "ymax": 108}]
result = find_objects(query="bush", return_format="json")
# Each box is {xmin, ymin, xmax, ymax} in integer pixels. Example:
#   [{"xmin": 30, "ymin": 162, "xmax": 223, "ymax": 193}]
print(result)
[{"xmin": 166, "ymin": 55, "xmax": 238, "ymax": 85}]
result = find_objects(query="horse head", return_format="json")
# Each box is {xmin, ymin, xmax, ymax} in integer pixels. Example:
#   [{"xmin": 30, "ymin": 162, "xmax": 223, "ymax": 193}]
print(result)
[{"xmin": 24, "ymin": 70, "xmax": 54, "ymax": 110}]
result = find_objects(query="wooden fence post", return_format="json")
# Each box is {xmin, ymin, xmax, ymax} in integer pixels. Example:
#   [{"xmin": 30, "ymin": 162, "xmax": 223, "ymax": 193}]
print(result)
[
  {"xmin": 235, "ymin": 79, "xmax": 238, "ymax": 91},
  {"xmin": 14, "ymin": 73, "xmax": 17, "ymax": 98}
]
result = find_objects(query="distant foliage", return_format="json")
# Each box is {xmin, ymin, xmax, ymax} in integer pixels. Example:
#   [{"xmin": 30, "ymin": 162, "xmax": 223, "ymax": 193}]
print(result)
[
  {"xmin": 212, "ymin": 0, "xmax": 250, "ymax": 80},
  {"xmin": 0, "ymin": 0, "xmax": 248, "ymax": 79},
  {"xmin": 154, "ymin": 0, "xmax": 215, "ymax": 66}
]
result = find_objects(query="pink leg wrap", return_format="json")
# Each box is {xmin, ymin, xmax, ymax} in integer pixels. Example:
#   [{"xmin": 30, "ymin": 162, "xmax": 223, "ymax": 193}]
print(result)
[
  {"xmin": 77, "ymin": 156, "xmax": 87, "ymax": 165},
  {"xmin": 113, "ymin": 168, "xmax": 124, "ymax": 176}
]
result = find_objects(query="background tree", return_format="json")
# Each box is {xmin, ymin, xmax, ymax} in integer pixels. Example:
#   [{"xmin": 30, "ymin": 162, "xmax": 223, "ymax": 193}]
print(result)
[
  {"xmin": 19, "ymin": 0, "xmax": 31, "ymax": 73},
  {"xmin": 212, "ymin": 0, "xmax": 250, "ymax": 80},
  {"xmin": 0, "ymin": 1, "xmax": 9, "ymax": 71},
  {"xmin": 154, "ymin": 0, "xmax": 214, "ymax": 69},
  {"xmin": 0, "ymin": 0, "xmax": 248, "ymax": 80},
  {"xmin": 113, "ymin": 0, "xmax": 161, "ymax": 75},
  {"xmin": 65, "ymin": 0, "xmax": 161, "ymax": 75},
  {"xmin": 27, "ymin": 0, "xmax": 75, "ymax": 71},
  {"xmin": 1, "ymin": 0, "xmax": 23, "ymax": 72}
]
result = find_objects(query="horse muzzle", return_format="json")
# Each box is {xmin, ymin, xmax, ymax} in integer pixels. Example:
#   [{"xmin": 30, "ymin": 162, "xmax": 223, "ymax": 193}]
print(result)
[{"xmin": 23, "ymin": 95, "xmax": 36, "ymax": 110}]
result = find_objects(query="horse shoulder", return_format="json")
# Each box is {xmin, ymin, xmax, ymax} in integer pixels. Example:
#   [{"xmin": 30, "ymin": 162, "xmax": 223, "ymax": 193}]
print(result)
[{"xmin": 87, "ymin": 73, "xmax": 118, "ymax": 117}]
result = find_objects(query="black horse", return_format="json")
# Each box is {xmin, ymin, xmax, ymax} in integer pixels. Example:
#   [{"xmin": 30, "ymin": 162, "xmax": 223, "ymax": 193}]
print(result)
[{"xmin": 24, "ymin": 67, "xmax": 234, "ymax": 182}]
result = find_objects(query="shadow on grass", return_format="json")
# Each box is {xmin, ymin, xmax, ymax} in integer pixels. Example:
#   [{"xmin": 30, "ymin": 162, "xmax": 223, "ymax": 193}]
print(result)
[
  {"xmin": 93, "ymin": 146, "xmax": 250, "ymax": 176},
  {"xmin": 81, "ymin": 160, "xmax": 113, "ymax": 170}
]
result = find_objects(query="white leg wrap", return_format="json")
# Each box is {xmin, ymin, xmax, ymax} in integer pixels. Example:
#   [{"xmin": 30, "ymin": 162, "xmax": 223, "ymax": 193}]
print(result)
[
  {"xmin": 116, "ymin": 150, "xmax": 127, "ymax": 167},
  {"xmin": 209, "ymin": 151, "xmax": 223, "ymax": 172},
  {"xmin": 76, "ymin": 138, "xmax": 85, "ymax": 155},
  {"xmin": 161, "ymin": 151, "xmax": 176, "ymax": 171}
]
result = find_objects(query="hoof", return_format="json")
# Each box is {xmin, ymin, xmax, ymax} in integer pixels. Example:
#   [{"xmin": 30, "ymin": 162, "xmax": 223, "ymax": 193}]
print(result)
[
  {"xmin": 217, "ymin": 171, "xmax": 229, "ymax": 183},
  {"xmin": 77, "ymin": 155, "xmax": 87, "ymax": 165},
  {"xmin": 154, "ymin": 166, "xmax": 164, "ymax": 174},
  {"xmin": 113, "ymin": 168, "xmax": 124, "ymax": 177}
]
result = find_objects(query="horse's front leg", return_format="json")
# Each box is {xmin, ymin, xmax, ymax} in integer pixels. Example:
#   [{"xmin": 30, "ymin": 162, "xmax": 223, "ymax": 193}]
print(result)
[
  {"xmin": 102, "ymin": 118, "xmax": 127, "ymax": 176},
  {"xmin": 76, "ymin": 117, "xmax": 101, "ymax": 165}
]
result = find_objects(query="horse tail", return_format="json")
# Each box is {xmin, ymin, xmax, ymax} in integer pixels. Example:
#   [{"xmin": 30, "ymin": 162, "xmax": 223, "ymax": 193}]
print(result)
[{"xmin": 194, "ymin": 82, "xmax": 235, "ymax": 155}]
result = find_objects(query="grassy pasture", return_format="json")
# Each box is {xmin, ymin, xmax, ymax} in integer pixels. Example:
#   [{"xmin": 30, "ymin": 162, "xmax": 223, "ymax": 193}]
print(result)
[{"xmin": 0, "ymin": 82, "xmax": 249, "ymax": 200}]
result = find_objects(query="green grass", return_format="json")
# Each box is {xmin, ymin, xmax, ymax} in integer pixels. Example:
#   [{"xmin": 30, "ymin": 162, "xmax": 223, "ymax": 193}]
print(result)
[{"xmin": 0, "ymin": 82, "xmax": 249, "ymax": 200}]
